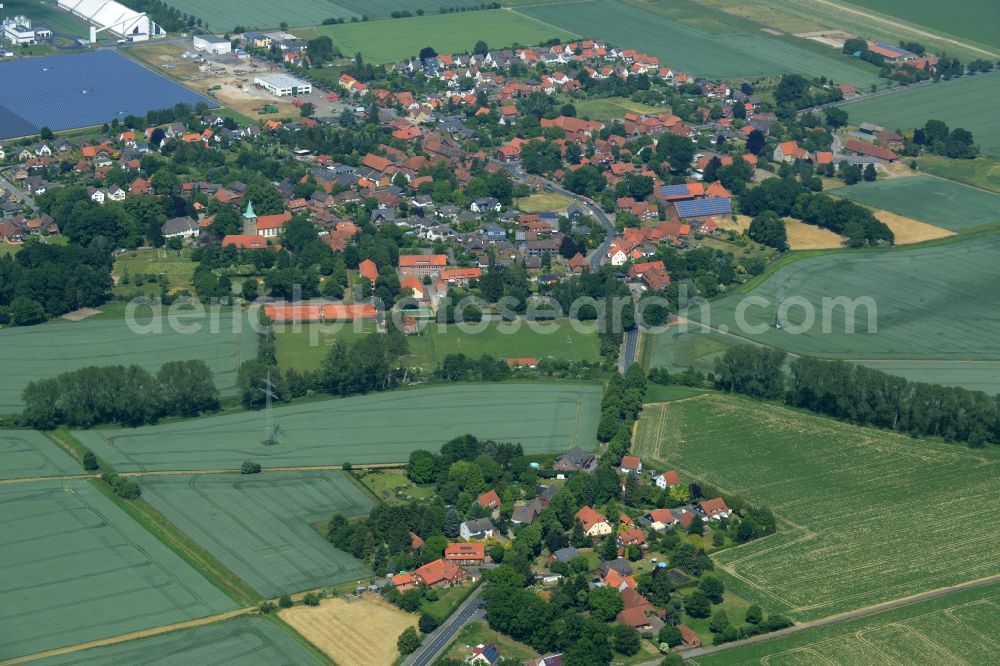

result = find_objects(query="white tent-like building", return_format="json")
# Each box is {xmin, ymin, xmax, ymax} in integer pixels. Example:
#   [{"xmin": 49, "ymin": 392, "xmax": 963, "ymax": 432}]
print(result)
[{"xmin": 57, "ymin": 0, "xmax": 162, "ymax": 42}]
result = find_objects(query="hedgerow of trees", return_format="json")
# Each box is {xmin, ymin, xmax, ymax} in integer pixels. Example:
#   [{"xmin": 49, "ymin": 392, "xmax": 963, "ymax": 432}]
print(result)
[
  {"xmin": 22, "ymin": 360, "xmax": 219, "ymax": 428},
  {"xmin": 714, "ymin": 346, "xmax": 1000, "ymax": 447}
]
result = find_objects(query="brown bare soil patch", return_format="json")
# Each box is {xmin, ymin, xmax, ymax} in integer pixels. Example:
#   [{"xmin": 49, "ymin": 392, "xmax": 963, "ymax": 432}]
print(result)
[
  {"xmin": 60, "ymin": 307, "xmax": 102, "ymax": 321},
  {"xmin": 279, "ymin": 595, "xmax": 417, "ymax": 666}
]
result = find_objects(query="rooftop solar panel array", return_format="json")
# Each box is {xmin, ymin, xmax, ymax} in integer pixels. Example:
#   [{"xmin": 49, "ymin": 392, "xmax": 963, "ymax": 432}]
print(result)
[
  {"xmin": 659, "ymin": 184, "xmax": 691, "ymax": 197},
  {"xmin": 0, "ymin": 50, "xmax": 217, "ymax": 140},
  {"xmin": 674, "ymin": 197, "xmax": 732, "ymax": 218}
]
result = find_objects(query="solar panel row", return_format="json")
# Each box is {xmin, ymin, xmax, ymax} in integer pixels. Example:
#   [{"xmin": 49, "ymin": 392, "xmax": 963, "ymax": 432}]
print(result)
[
  {"xmin": 674, "ymin": 197, "xmax": 732, "ymax": 217},
  {"xmin": 0, "ymin": 50, "xmax": 217, "ymax": 140},
  {"xmin": 659, "ymin": 184, "xmax": 691, "ymax": 196}
]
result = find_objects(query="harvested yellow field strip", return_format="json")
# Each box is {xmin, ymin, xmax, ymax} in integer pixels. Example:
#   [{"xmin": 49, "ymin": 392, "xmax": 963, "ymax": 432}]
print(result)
[
  {"xmin": 872, "ymin": 209, "xmax": 955, "ymax": 245},
  {"xmin": 279, "ymin": 595, "xmax": 416, "ymax": 666},
  {"xmin": 784, "ymin": 218, "xmax": 846, "ymax": 249}
]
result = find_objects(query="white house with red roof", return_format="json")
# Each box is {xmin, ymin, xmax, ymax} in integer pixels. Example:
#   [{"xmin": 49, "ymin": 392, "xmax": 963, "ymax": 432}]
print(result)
[
  {"xmin": 654, "ymin": 470, "xmax": 681, "ymax": 489},
  {"xmin": 699, "ymin": 497, "xmax": 732, "ymax": 520},
  {"xmin": 619, "ymin": 455, "xmax": 642, "ymax": 475}
]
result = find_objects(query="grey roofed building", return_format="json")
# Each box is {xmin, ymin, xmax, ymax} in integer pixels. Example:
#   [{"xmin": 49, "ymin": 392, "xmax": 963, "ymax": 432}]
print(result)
[
  {"xmin": 512, "ymin": 498, "xmax": 544, "ymax": 525},
  {"xmin": 460, "ymin": 517, "xmax": 496, "ymax": 540},
  {"xmin": 599, "ymin": 558, "xmax": 633, "ymax": 577},
  {"xmin": 554, "ymin": 446, "xmax": 596, "ymax": 472},
  {"xmin": 160, "ymin": 216, "xmax": 199, "ymax": 238},
  {"xmin": 550, "ymin": 546, "xmax": 578, "ymax": 563}
]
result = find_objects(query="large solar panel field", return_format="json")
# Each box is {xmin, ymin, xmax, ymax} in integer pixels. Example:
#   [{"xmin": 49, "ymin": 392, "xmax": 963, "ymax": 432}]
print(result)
[{"xmin": 0, "ymin": 50, "xmax": 217, "ymax": 140}]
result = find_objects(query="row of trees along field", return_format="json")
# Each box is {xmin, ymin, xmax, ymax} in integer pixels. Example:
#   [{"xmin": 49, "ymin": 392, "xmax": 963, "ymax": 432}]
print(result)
[
  {"xmin": 22, "ymin": 360, "xmax": 219, "ymax": 428},
  {"xmin": 714, "ymin": 346, "xmax": 1000, "ymax": 447}
]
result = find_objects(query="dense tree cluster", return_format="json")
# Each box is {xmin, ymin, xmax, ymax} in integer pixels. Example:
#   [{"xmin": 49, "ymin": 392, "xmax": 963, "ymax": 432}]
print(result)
[
  {"xmin": 101, "ymin": 471, "xmax": 142, "ymax": 499},
  {"xmin": 121, "ymin": 0, "xmax": 203, "ymax": 32},
  {"xmin": 598, "ymin": 366, "xmax": 647, "ymax": 463},
  {"xmin": 714, "ymin": 346, "xmax": 1000, "ymax": 447},
  {"xmin": 747, "ymin": 211, "xmax": 789, "ymax": 251},
  {"xmin": 0, "ymin": 240, "xmax": 112, "ymax": 325},
  {"xmin": 773, "ymin": 74, "xmax": 843, "ymax": 112},
  {"xmin": 237, "ymin": 326, "xmax": 409, "ymax": 409},
  {"xmin": 22, "ymin": 360, "xmax": 219, "ymax": 429},
  {"xmin": 740, "ymin": 177, "xmax": 894, "ymax": 246},
  {"xmin": 911, "ymin": 119, "xmax": 978, "ymax": 159}
]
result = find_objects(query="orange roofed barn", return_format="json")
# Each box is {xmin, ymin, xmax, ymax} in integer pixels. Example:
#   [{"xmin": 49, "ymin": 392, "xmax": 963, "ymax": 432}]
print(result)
[
  {"xmin": 445, "ymin": 542, "xmax": 486, "ymax": 564},
  {"xmin": 398, "ymin": 254, "xmax": 448, "ymax": 277},
  {"xmin": 263, "ymin": 303, "xmax": 376, "ymax": 323},
  {"xmin": 414, "ymin": 558, "xmax": 470, "ymax": 587}
]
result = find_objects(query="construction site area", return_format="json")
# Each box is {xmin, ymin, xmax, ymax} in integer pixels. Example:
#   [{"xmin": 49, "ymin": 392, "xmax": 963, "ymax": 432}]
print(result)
[{"xmin": 124, "ymin": 41, "xmax": 345, "ymax": 120}]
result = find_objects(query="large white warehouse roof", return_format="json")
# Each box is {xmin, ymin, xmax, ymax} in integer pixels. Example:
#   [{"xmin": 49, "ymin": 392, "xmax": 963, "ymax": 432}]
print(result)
[{"xmin": 57, "ymin": 0, "xmax": 161, "ymax": 38}]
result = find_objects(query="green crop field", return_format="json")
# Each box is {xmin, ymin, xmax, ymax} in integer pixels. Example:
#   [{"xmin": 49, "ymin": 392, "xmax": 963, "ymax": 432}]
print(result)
[
  {"xmin": 829, "ymin": 176, "xmax": 1000, "ymax": 231},
  {"xmin": 0, "ymin": 314, "xmax": 256, "ymax": 414},
  {"xmin": 856, "ymin": 359, "xmax": 1000, "ymax": 395},
  {"xmin": 693, "ymin": 581, "xmax": 1000, "ymax": 665},
  {"xmin": 2, "ymin": 0, "xmax": 94, "ymax": 38},
  {"xmin": 275, "ymin": 321, "xmax": 602, "ymax": 373},
  {"xmin": 0, "ymin": 430, "xmax": 80, "ymax": 480},
  {"xmin": 643, "ymin": 327, "xmax": 744, "ymax": 375},
  {"xmin": 689, "ymin": 235, "xmax": 1000, "ymax": 364},
  {"xmin": 30, "ymin": 616, "xmax": 327, "ymax": 665},
  {"xmin": 160, "ymin": 0, "xmax": 483, "ymax": 31},
  {"xmin": 140, "ymin": 471, "xmax": 372, "ymax": 598},
  {"xmin": 634, "ymin": 393, "xmax": 1000, "ymax": 622},
  {"xmin": 295, "ymin": 10, "xmax": 577, "ymax": 65},
  {"xmin": 917, "ymin": 155, "xmax": 1000, "ymax": 194},
  {"xmin": 840, "ymin": 74, "xmax": 1000, "ymax": 157},
  {"xmin": 74, "ymin": 383, "xmax": 602, "ymax": 471},
  {"xmin": 515, "ymin": 0, "xmax": 881, "ymax": 86},
  {"xmin": 841, "ymin": 0, "xmax": 1000, "ymax": 51},
  {"xmin": 0, "ymin": 479, "xmax": 236, "ymax": 660}
]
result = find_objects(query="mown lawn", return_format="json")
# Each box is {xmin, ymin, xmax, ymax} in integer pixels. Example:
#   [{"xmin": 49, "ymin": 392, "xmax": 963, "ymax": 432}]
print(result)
[
  {"xmin": 572, "ymin": 96, "xmax": 662, "ymax": 122},
  {"xmin": 113, "ymin": 247, "xmax": 197, "ymax": 296}
]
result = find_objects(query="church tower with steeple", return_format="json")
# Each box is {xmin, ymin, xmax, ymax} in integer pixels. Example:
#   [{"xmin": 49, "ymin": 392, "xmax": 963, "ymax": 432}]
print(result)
[{"xmin": 242, "ymin": 200, "xmax": 258, "ymax": 235}]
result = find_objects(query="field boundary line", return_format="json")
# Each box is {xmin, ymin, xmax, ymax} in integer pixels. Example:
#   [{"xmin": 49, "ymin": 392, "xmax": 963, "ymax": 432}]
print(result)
[
  {"xmin": 803, "ymin": 0, "xmax": 997, "ymax": 58},
  {"xmin": 0, "ymin": 607, "xmax": 255, "ymax": 665},
  {"xmin": 683, "ymin": 573, "xmax": 1000, "ymax": 662},
  {"xmin": 508, "ymin": 5, "xmax": 584, "ymax": 37},
  {"xmin": 0, "ymin": 463, "xmax": 409, "ymax": 485}
]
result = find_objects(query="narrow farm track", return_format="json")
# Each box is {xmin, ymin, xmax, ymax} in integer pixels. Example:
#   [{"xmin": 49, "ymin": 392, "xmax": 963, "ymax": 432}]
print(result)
[
  {"xmin": 0, "ymin": 607, "xmax": 256, "ymax": 665},
  {"xmin": 0, "ymin": 462, "xmax": 407, "ymax": 485},
  {"xmin": 806, "ymin": 0, "xmax": 998, "ymax": 58}
]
